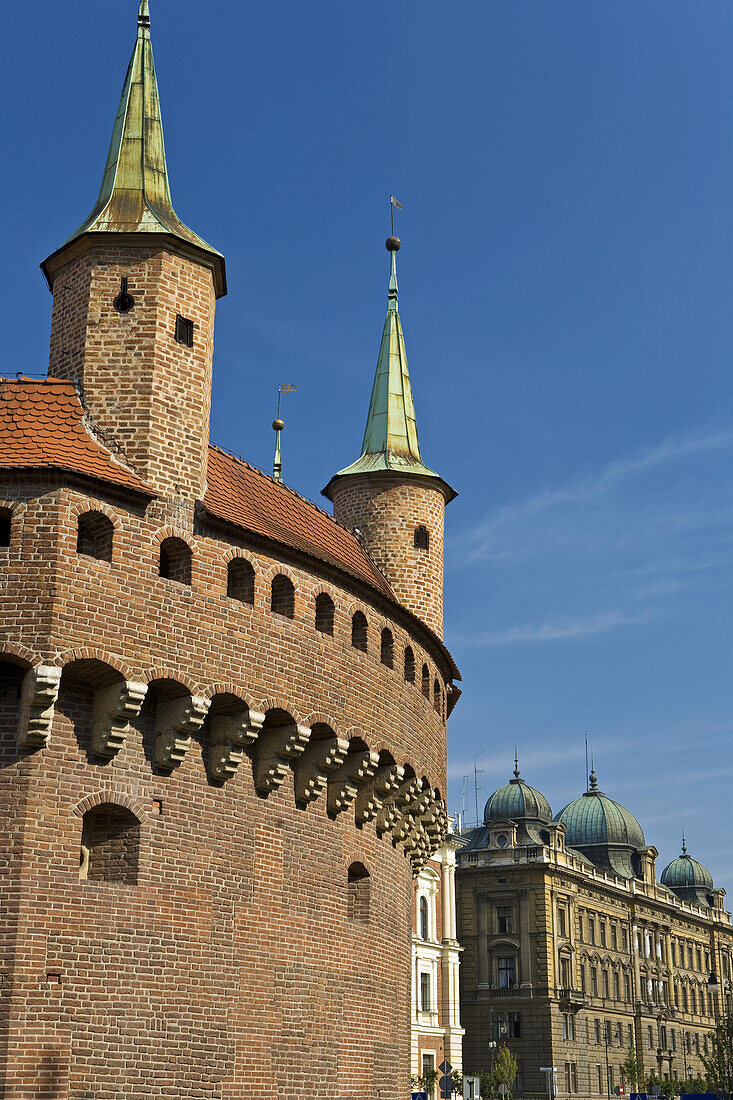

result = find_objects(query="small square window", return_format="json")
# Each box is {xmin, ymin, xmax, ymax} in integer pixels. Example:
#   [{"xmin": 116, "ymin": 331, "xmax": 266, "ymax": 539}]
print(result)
[{"xmin": 175, "ymin": 315, "xmax": 194, "ymax": 347}]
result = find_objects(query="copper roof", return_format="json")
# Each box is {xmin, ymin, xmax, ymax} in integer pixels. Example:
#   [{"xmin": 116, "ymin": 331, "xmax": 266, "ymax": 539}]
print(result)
[
  {"xmin": 0, "ymin": 377, "xmax": 154, "ymax": 494},
  {"xmin": 204, "ymin": 446, "xmax": 395, "ymax": 599}
]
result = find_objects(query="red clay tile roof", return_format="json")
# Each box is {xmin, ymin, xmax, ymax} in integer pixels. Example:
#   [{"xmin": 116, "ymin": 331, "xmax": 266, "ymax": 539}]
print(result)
[
  {"xmin": 204, "ymin": 445, "xmax": 395, "ymax": 600},
  {"xmin": 0, "ymin": 377, "xmax": 154, "ymax": 494}
]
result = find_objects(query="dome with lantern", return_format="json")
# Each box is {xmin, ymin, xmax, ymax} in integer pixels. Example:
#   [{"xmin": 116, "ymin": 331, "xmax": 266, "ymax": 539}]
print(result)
[{"xmin": 554, "ymin": 768, "xmax": 645, "ymax": 879}]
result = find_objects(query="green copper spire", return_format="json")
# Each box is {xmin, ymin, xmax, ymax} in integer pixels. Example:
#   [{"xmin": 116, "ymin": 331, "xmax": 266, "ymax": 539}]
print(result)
[
  {"xmin": 42, "ymin": 1, "xmax": 225, "ymax": 296},
  {"xmin": 323, "ymin": 237, "xmax": 455, "ymax": 501}
]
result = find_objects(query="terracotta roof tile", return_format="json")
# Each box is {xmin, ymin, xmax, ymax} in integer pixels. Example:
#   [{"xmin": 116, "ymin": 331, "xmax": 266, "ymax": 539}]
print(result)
[
  {"xmin": 204, "ymin": 446, "xmax": 395, "ymax": 600},
  {"xmin": 0, "ymin": 378, "xmax": 154, "ymax": 494}
]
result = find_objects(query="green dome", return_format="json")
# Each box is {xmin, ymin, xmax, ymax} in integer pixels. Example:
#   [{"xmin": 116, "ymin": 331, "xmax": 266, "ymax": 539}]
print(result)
[
  {"xmin": 661, "ymin": 841, "xmax": 713, "ymax": 906},
  {"xmin": 484, "ymin": 766, "xmax": 552, "ymax": 826},
  {"xmin": 554, "ymin": 770, "xmax": 644, "ymax": 878}
]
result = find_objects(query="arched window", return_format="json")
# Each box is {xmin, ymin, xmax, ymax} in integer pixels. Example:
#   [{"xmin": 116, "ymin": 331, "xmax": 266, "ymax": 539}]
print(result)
[
  {"xmin": 159, "ymin": 537, "xmax": 192, "ymax": 585},
  {"xmin": 404, "ymin": 646, "xmax": 415, "ymax": 683},
  {"xmin": 351, "ymin": 611, "xmax": 368, "ymax": 652},
  {"xmin": 76, "ymin": 511, "xmax": 114, "ymax": 562},
  {"xmin": 315, "ymin": 593, "xmax": 335, "ymax": 635},
  {"xmin": 419, "ymin": 895, "xmax": 429, "ymax": 940},
  {"xmin": 380, "ymin": 628, "xmax": 394, "ymax": 668},
  {"xmin": 227, "ymin": 557, "xmax": 254, "ymax": 604},
  {"xmin": 414, "ymin": 525, "xmax": 429, "ymax": 551},
  {"xmin": 433, "ymin": 679, "xmax": 441, "ymax": 713},
  {"xmin": 0, "ymin": 508, "xmax": 11, "ymax": 547},
  {"xmin": 80, "ymin": 803, "xmax": 140, "ymax": 884},
  {"xmin": 271, "ymin": 574, "xmax": 295, "ymax": 618},
  {"xmin": 421, "ymin": 664, "xmax": 430, "ymax": 698},
  {"xmin": 347, "ymin": 862, "xmax": 370, "ymax": 922}
]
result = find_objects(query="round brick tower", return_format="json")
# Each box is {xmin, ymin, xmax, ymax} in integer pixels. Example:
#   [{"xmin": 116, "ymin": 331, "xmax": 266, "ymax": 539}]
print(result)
[{"xmin": 323, "ymin": 238, "xmax": 457, "ymax": 638}]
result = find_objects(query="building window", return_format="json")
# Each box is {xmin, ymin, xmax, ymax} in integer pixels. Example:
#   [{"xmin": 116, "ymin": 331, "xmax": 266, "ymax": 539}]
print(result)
[
  {"xmin": 670, "ymin": 1028, "xmax": 676, "ymax": 1051},
  {"xmin": 560, "ymin": 957, "xmax": 571, "ymax": 989},
  {"xmin": 588, "ymin": 917, "xmax": 596, "ymax": 945},
  {"xmin": 432, "ymin": 679, "xmax": 442, "ymax": 714},
  {"xmin": 351, "ymin": 610, "xmax": 368, "ymax": 651},
  {"xmin": 647, "ymin": 1026, "xmax": 654, "ymax": 1049},
  {"xmin": 616, "ymin": 1023, "xmax": 623, "ymax": 1045},
  {"xmin": 174, "ymin": 314, "xmax": 194, "ymax": 347},
  {"xmin": 494, "ymin": 1012, "xmax": 521, "ymax": 1039},
  {"xmin": 624, "ymin": 974, "xmax": 631, "ymax": 1002},
  {"xmin": 380, "ymin": 628, "xmax": 394, "ymax": 668},
  {"xmin": 594, "ymin": 1020, "xmax": 601, "ymax": 1044},
  {"xmin": 622, "ymin": 927, "xmax": 628, "ymax": 951},
  {"xmin": 414, "ymin": 525, "xmax": 429, "ymax": 551},
  {"xmin": 562, "ymin": 1013, "xmax": 575, "ymax": 1041},
  {"xmin": 611, "ymin": 924, "xmax": 618, "ymax": 950},
  {"xmin": 564, "ymin": 1063, "xmax": 577, "ymax": 1093},
  {"xmin": 315, "ymin": 592, "xmax": 334, "ymax": 634},
  {"xmin": 419, "ymin": 895, "xmax": 429, "ymax": 940},
  {"xmin": 347, "ymin": 862, "xmax": 370, "ymax": 922},
  {"xmin": 159, "ymin": 537, "xmax": 192, "ymax": 585},
  {"xmin": 613, "ymin": 972, "xmax": 620, "ymax": 1001},
  {"xmin": 596, "ymin": 1065, "xmax": 603, "ymax": 1094},
  {"xmin": 421, "ymin": 664, "xmax": 430, "ymax": 698},
  {"xmin": 579, "ymin": 964, "xmax": 586, "ymax": 993},
  {"xmin": 591, "ymin": 967, "xmax": 598, "ymax": 997},
  {"xmin": 227, "ymin": 558, "xmax": 254, "ymax": 604},
  {"xmin": 607, "ymin": 1066, "xmax": 614, "ymax": 1092},
  {"xmin": 497, "ymin": 905, "xmax": 513, "ymax": 934},
  {"xmin": 80, "ymin": 803, "xmax": 140, "ymax": 885},
  {"xmin": 271, "ymin": 573, "xmax": 295, "ymax": 618},
  {"xmin": 558, "ymin": 906, "xmax": 567, "ymax": 938},
  {"xmin": 420, "ymin": 972, "xmax": 431, "ymax": 1012},
  {"xmin": 77, "ymin": 510, "xmax": 114, "ymax": 562},
  {"xmin": 600, "ymin": 920, "xmax": 607, "ymax": 947},
  {"xmin": 498, "ymin": 956, "xmax": 516, "ymax": 989},
  {"xmin": 628, "ymin": 1024, "xmax": 634, "ymax": 1047},
  {"xmin": 404, "ymin": 646, "xmax": 415, "ymax": 683},
  {"xmin": 0, "ymin": 509, "xmax": 10, "ymax": 547}
]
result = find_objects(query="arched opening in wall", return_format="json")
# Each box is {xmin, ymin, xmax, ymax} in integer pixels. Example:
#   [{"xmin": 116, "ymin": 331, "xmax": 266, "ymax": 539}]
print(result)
[
  {"xmin": 421, "ymin": 664, "xmax": 430, "ymax": 698},
  {"xmin": 419, "ymin": 895, "xmax": 429, "ymax": 940},
  {"xmin": 159, "ymin": 537, "xmax": 192, "ymax": 585},
  {"xmin": 139, "ymin": 677, "xmax": 193, "ymax": 772},
  {"xmin": 57, "ymin": 659, "xmax": 127, "ymax": 762},
  {"xmin": 0, "ymin": 658, "xmax": 26, "ymax": 747},
  {"xmin": 347, "ymin": 862, "xmax": 371, "ymax": 923},
  {"xmin": 76, "ymin": 511, "xmax": 114, "ymax": 562},
  {"xmin": 414, "ymin": 525, "xmax": 429, "ymax": 551},
  {"xmin": 80, "ymin": 803, "xmax": 140, "ymax": 884},
  {"xmin": 0, "ymin": 509, "xmax": 12, "ymax": 547},
  {"xmin": 433, "ymin": 679, "xmax": 442, "ymax": 714},
  {"xmin": 271, "ymin": 574, "xmax": 295, "ymax": 618},
  {"xmin": 380, "ymin": 628, "xmax": 394, "ymax": 668},
  {"xmin": 315, "ymin": 593, "xmax": 334, "ymax": 635},
  {"xmin": 351, "ymin": 611, "xmax": 368, "ymax": 652},
  {"xmin": 227, "ymin": 557, "xmax": 254, "ymax": 604},
  {"xmin": 404, "ymin": 646, "xmax": 415, "ymax": 683}
]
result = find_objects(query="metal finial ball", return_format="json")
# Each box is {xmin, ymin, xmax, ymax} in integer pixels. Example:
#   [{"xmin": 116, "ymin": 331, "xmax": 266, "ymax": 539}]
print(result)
[
  {"xmin": 385, "ymin": 236, "xmax": 401, "ymax": 252},
  {"xmin": 272, "ymin": 419, "xmax": 285, "ymax": 431}
]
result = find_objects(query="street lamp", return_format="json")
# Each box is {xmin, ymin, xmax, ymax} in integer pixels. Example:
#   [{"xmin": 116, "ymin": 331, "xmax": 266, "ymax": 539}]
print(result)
[{"xmin": 708, "ymin": 972, "xmax": 720, "ymax": 994}]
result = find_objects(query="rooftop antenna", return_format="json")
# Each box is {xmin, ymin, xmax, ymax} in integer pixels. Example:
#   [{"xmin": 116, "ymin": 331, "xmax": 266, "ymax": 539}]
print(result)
[
  {"xmin": 461, "ymin": 774, "xmax": 469, "ymax": 822},
  {"xmin": 473, "ymin": 751, "xmax": 484, "ymax": 827},
  {"xmin": 272, "ymin": 383, "xmax": 297, "ymax": 482}
]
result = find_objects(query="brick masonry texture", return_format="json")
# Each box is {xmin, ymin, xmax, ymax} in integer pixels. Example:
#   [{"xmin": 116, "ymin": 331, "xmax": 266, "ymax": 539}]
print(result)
[
  {"xmin": 330, "ymin": 474, "xmax": 447, "ymax": 638},
  {"xmin": 0, "ymin": 241, "xmax": 454, "ymax": 1098}
]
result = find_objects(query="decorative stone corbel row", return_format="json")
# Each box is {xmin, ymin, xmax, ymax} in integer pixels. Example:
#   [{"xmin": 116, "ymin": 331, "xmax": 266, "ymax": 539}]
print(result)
[
  {"xmin": 155, "ymin": 695, "xmax": 210, "ymax": 771},
  {"xmin": 375, "ymin": 775, "xmax": 422, "ymax": 837},
  {"xmin": 326, "ymin": 748, "xmax": 380, "ymax": 817},
  {"xmin": 253, "ymin": 722, "xmax": 311, "ymax": 794},
  {"xmin": 354, "ymin": 763, "xmax": 405, "ymax": 826},
  {"xmin": 209, "ymin": 708, "xmax": 265, "ymax": 783},
  {"xmin": 18, "ymin": 665, "xmax": 62, "ymax": 748},
  {"xmin": 294, "ymin": 734, "xmax": 350, "ymax": 806},
  {"xmin": 92, "ymin": 680, "xmax": 148, "ymax": 759}
]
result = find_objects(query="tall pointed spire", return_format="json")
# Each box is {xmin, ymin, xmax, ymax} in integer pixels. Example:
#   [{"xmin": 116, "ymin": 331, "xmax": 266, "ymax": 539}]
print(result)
[
  {"xmin": 323, "ymin": 237, "xmax": 455, "ymax": 500},
  {"xmin": 42, "ymin": 1, "xmax": 225, "ymax": 296}
]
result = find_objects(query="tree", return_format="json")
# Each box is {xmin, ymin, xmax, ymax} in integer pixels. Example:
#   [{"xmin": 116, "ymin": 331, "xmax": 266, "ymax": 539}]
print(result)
[
  {"xmin": 702, "ymin": 1012, "xmax": 733, "ymax": 1097},
  {"xmin": 449, "ymin": 1069, "xmax": 464, "ymax": 1095},
  {"xmin": 622, "ymin": 1046, "xmax": 645, "ymax": 1092},
  {"xmin": 493, "ymin": 1046, "xmax": 518, "ymax": 1100}
]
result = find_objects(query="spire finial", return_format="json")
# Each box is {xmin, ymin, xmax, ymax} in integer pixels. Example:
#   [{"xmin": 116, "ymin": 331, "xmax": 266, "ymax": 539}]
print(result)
[
  {"xmin": 272, "ymin": 418, "xmax": 284, "ymax": 482},
  {"xmin": 514, "ymin": 747, "xmax": 520, "ymax": 779},
  {"xmin": 682, "ymin": 832, "xmax": 687, "ymax": 855},
  {"xmin": 589, "ymin": 765, "xmax": 598, "ymax": 790},
  {"xmin": 386, "ymin": 236, "xmax": 400, "ymax": 312}
]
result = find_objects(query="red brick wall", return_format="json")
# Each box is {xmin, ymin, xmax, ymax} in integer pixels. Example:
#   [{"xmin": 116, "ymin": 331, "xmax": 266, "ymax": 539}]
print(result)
[
  {"xmin": 48, "ymin": 244, "xmax": 216, "ymax": 500},
  {"xmin": 0, "ymin": 474, "xmax": 450, "ymax": 1099},
  {"xmin": 330, "ymin": 474, "xmax": 447, "ymax": 637}
]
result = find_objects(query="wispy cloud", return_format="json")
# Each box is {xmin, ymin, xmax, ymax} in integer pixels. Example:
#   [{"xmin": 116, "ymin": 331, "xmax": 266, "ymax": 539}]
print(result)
[{"xmin": 453, "ymin": 605, "xmax": 662, "ymax": 646}]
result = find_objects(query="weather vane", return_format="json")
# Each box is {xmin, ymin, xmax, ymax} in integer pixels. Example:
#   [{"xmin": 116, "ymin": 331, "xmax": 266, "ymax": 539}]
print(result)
[
  {"xmin": 272, "ymin": 383, "xmax": 297, "ymax": 483},
  {"xmin": 389, "ymin": 194, "xmax": 403, "ymax": 238}
]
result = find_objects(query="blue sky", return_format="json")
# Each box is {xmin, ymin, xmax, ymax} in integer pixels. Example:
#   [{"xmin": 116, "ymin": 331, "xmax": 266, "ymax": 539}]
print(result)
[{"xmin": 3, "ymin": 2, "xmax": 732, "ymax": 885}]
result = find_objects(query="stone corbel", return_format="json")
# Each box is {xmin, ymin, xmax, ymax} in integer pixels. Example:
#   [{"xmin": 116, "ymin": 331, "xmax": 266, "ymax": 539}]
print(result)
[
  {"xmin": 375, "ymin": 775, "xmax": 421, "ymax": 837},
  {"xmin": 18, "ymin": 665, "xmax": 62, "ymax": 749},
  {"xmin": 155, "ymin": 694, "xmax": 210, "ymax": 770},
  {"xmin": 253, "ymin": 722, "xmax": 311, "ymax": 794},
  {"xmin": 354, "ymin": 763, "xmax": 405, "ymax": 826},
  {"xmin": 209, "ymin": 708, "xmax": 265, "ymax": 783},
  {"xmin": 92, "ymin": 680, "xmax": 148, "ymax": 759},
  {"xmin": 326, "ymin": 748, "xmax": 380, "ymax": 817},
  {"xmin": 294, "ymin": 734, "xmax": 350, "ymax": 806}
]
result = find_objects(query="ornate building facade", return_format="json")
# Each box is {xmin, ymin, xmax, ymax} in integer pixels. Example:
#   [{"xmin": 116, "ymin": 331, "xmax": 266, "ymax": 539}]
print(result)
[
  {"xmin": 0, "ymin": 5, "xmax": 459, "ymax": 1097},
  {"xmin": 411, "ymin": 822, "xmax": 465, "ymax": 1090},
  {"xmin": 456, "ymin": 765, "xmax": 733, "ymax": 1100}
]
